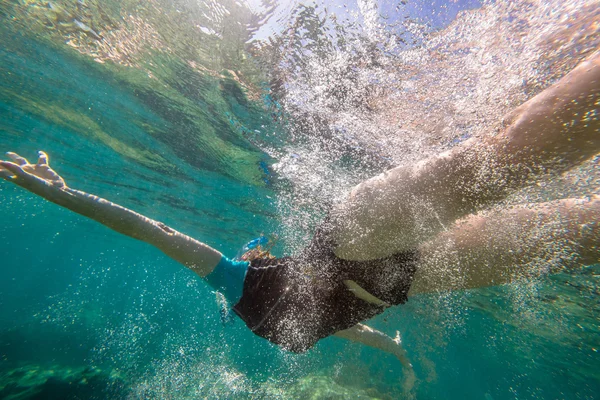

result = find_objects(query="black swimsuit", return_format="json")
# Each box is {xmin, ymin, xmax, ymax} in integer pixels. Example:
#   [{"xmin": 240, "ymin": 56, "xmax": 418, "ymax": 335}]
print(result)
[{"xmin": 232, "ymin": 228, "xmax": 418, "ymax": 353}]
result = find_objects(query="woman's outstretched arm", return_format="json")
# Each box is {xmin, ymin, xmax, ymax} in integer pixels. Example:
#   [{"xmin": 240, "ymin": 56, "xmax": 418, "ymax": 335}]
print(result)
[
  {"xmin": 0, "ymin": 151, "xmax": 222, "ymax": 277},
  {"xmin": 334, "ymin": 323, "xmax": 413, "ymax": 369},
  {"xmin": 331, "ymin": 51, "xmax": 600, "ymax": 261},
  {"xmin": 410, "ymin": 195, "xmax": 600, "ymax": 295},
  {"xmin": 333, "ymin": 324, "xmax": 417, "ymax": 393}
]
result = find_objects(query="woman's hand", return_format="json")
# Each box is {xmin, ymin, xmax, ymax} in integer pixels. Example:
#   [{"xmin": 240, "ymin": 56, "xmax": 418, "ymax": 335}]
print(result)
[{"xmin": 0, "ymin": 151, "xmax": 67, "ymax": 189}]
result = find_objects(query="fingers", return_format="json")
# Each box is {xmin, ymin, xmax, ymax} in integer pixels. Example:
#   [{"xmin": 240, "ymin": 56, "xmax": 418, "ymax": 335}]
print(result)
[
  {"xmin": 37, "ymin": 151, "xmax": 49, "ymax": 166},
  {"xmin": 6, "ymin": 152, "xmax": 29, "ymax": 166},
  {"xmin": 0, "ymin": 161, "xmax": 25, "ymax": 178},
  {"xmin": 1, "ymin": 151, "xmax": 65, "ymax": 188},
  {"xmin": 0, "ymin": 165, "xmax": 15, "ymax": 180}
]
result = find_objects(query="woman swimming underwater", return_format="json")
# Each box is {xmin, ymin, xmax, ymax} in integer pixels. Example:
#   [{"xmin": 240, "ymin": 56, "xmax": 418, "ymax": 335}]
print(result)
[{"xmin": 1, "ymin": 51, "xmax": 599, "ymax": 362}]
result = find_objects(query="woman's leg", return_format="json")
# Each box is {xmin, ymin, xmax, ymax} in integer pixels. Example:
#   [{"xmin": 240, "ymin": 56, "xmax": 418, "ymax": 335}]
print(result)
[
  {"xmin": 409, "ymin": 195, "xmax": 599, "ymax": 295},
  {"xmin": 331, "ymin": 52, "xmax": 600, "ymax": 261}
]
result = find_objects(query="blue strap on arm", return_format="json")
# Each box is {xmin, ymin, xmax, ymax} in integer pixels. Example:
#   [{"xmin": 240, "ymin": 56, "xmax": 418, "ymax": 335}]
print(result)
[{"xmin": 204, "ymin": 256, "xmax": 249, "ymax": 304}]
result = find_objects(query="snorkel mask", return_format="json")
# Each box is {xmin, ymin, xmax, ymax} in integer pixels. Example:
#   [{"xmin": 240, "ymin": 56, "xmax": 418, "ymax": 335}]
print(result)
[{"xmin": 237, "ymin": 235, "xmax": 276, "ymax": 261}]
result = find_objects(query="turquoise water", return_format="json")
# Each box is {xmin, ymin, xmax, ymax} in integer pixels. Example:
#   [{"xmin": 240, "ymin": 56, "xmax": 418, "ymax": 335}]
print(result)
[{"xmin": 1, "ymin": 0, "xmax": 599, "ymax": 398}]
